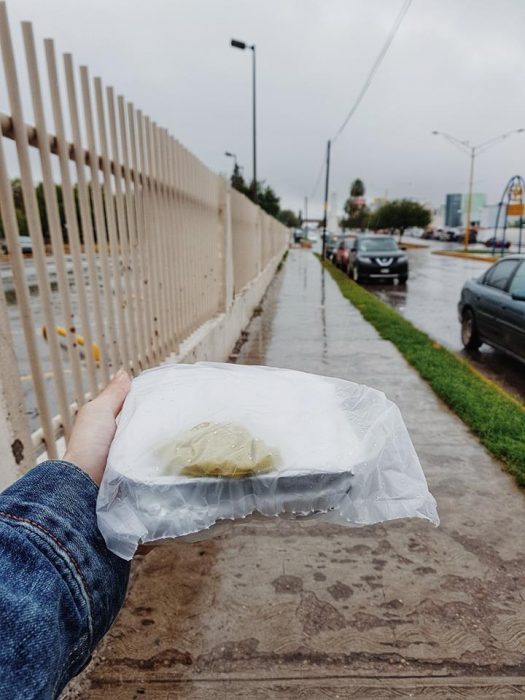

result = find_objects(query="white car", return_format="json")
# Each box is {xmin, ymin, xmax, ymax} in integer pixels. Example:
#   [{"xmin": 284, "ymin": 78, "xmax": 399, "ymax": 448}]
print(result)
[
  {"xmin": 405, "ymin": 227, "xmax": 424, "ymax": 238},
  {"xmin": 1, "ymin": 235, "xmax": 33, "ymax": 254}
]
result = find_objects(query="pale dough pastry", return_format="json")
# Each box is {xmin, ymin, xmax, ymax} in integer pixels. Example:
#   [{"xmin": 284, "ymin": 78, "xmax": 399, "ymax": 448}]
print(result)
[{"xmin": 160, "ymin": 422, "xmax": 275, "ymax": 478}]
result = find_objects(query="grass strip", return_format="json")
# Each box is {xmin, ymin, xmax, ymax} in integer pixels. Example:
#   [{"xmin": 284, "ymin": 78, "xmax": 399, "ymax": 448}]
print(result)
[
  {"xmin": 432, "ymin": 250, "xmax": 497, "ymax": 263},
  {"xmin": 318, "ymin": 255, "xmax": 525, "ymax": 486}
]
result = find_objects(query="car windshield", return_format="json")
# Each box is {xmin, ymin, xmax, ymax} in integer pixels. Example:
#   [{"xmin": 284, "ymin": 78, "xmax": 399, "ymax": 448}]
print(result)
[
  {"xmin": 510, "ymin": 261, "xmax": 525, "ymax": 294},
  {"xmin": 484, "ymin": 259, "xmax": 520, "ymax": 291},
  {"xmin": 358, "ymin": 238, "xmax": 398, "ymax": 253}
]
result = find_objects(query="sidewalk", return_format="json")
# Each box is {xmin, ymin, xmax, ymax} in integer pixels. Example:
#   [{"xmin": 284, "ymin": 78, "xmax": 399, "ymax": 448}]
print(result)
[{"xmin": 78, "ymin": 250, "xmax": 525, "ymax": 698}]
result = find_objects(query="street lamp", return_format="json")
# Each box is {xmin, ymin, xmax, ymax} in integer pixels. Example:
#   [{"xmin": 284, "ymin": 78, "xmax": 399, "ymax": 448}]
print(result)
[
  {"xmin": 224, "ymin": 151, "xmax": 238, "ymax": 170},
  {"xmin": 432, "ymin": 128, "xmax": 525, "ymax": 249},
  {"xmin": 230, "ymin": 38, "xmax": 257, "ymax": 199}
]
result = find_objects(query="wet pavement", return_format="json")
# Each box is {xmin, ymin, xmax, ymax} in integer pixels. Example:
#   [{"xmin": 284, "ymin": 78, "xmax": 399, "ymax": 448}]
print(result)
[
  {"xmin": 370, "ymin": 245, "xmax": 525, "ymax": 403},
  {"xmin": 75, "ymin": 250, "xmax": 525, "ymax": 699}
]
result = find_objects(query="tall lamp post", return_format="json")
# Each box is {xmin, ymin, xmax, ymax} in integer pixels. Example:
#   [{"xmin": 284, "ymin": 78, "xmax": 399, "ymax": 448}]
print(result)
[
  {"xmin": 224, "ymin": 151, "xmax": 238, "ymax": 170},
  {"xmin": 230, "ymin": 38, "xmax": 257, "ymax": 199},
  {"xmin": 432, "ymin": 128, "xmax": 524, "ymax": 249}
]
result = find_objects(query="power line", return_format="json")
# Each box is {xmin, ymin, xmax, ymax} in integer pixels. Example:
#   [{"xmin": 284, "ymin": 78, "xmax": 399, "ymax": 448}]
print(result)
[
  {"xmin": 309, "ymin": 0, "xmax": 412, "ymax": 208},
  {"xmin": 332, "ymin": 0, "xmax": 413, "ymax": 142},
  {"xmin": 310, "ymin": 154, "xmax": 325, "ymax": 199}
]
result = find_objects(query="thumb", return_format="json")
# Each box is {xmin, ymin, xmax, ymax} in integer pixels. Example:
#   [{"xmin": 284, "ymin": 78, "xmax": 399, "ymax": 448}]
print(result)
[{"xmin": 95, "ymin": 369, "xmax": 131, "ymax": 416}]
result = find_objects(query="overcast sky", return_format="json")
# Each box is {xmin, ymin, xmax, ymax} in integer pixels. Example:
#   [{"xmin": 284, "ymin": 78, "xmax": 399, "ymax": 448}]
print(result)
[{"xmin": 5, "ymin": 0, "xmax": 525, "ymax": 218}]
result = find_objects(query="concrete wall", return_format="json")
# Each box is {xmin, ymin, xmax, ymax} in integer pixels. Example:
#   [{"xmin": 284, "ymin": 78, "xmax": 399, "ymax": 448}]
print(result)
[{"xmin": 169, "ymin": 249, "xmax": 284, "ymax": 365}]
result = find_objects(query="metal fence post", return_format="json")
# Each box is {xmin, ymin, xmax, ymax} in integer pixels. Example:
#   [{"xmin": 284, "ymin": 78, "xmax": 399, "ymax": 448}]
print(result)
[
  {"xmin": 222, "ymin": 178, "xmax": 234, "ymax": 308},
  {"xmin": 0, "ymin": 288, "xmax": 34, "ymax": 487}
]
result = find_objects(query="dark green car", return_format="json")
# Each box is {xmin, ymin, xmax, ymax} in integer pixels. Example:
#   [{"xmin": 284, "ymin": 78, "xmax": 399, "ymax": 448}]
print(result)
[{"xmin": 458, "ymin": 254, "xmax": 525, "ymax": 362}]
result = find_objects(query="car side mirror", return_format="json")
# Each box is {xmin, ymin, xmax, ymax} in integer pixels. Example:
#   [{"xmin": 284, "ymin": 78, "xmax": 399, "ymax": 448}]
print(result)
[
  {"xmin": 511, "ymin": 291, "xmax": 525, "ymax": 302},
  {"xmin": 400, "ymin": 245, "xmax": 407, "ymax": 251},
  {"xmin": 351, "ymin": 247, "xmax": 357, "ymax": 253}
]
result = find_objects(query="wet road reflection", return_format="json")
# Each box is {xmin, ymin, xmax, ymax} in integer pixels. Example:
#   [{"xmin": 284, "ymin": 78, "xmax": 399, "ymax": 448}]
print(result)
[{"xmin": 369, "ymin": 246, "xmax": 525, "ymax": 403}]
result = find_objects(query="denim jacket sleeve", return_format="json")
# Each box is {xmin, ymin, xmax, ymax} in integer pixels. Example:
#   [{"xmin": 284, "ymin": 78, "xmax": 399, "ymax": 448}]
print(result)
[{"xmin": 0, "ymin": 460, "xmax": 131, "ymax": 700}]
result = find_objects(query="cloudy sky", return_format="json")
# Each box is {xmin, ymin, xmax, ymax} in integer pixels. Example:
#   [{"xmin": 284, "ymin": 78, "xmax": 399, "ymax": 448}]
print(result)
[{"xmin": 4, "ymin": 0, "xmax": 525, "ymax": 218}]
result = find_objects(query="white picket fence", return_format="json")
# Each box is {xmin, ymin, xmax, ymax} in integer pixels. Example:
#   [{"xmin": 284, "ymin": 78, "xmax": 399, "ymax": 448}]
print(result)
[{"xmin": 0, "ymin": 2, "xmax": 288, "ymax": 484}]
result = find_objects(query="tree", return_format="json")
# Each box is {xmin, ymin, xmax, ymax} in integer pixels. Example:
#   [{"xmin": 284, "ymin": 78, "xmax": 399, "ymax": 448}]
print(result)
[
  {"xmin": 341, "ymin": 178, "xmax": 370, "ymax": 231},
  {"xmin": 35, "ymin": 182, "xmax": 68, "ymax": 244},
  {"xmin": 230, "ymin": 163, "xmax": 249, "ymax": 197},
  {"xmin": 278, "ymin": 209, "xmax": 300, "ymax": 228},
  {"xmin": 229, "ymin": 164, "xmax": 283, "ymax": 219},
  {"xmin": 11, "ymin": 178, "xmax": 28, "ymax": 237},
  {"xmin": 369, "ymin": 199, "xmax": 431, "ymax": 234},
  {"xmin": 350, "ymin": 178, "xmax": 365, "ymax": 197},
  {"xmin": 258, "ymin": 185, "xmax": 280, "ymax": 218}
]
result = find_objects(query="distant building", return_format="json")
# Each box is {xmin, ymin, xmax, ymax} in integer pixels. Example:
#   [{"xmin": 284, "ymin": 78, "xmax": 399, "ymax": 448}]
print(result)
[
  {"xmin": 444, "ymin": 193, "xmax": 486, "ymax": 227},
  {"xmin": 445, "ymin": 194, "xmax": 462, "ymax": 227},
  {"xmin": 432, "ymin": 204, "xmax": 445, "ymax": 228},
  {"xmin": 480, "ymin": 204, "xmax": 499, "ymax": 229},
  {"xmin": 462, "ymin": 193, "xmax": 486, "ymax": 226},
  {"xmin": 370, "ymin": 196, "xmax": 388, "ymax": 212}
]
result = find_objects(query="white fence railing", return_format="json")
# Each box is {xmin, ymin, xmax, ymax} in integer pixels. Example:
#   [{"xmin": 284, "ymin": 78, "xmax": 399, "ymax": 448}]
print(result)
[{"xmin": 0, "ymin": 2, "xmax": 288, "ymax": 485}]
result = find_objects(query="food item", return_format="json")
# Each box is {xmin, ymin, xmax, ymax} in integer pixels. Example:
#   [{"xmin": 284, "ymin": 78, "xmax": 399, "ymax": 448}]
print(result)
[{"xmin": 159, "ymin": 421, "xmax": 275, "ymax": 478}]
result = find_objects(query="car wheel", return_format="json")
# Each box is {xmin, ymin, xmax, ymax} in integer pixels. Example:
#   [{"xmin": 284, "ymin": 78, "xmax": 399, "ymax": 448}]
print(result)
[{"xmin": 461, "ymin": 308, "xmax": 481, "ymax": 350}]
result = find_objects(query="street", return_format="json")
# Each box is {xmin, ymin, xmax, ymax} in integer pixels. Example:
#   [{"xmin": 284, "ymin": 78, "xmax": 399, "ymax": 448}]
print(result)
[{"xmin": 370, "ymin": 244, "xmax": 525, "ymax": 404}]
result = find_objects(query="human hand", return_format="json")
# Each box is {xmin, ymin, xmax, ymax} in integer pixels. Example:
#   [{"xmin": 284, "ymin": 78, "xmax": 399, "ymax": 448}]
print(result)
[{"xmin": 63, "ymin": 369, "xmax": 131, "ymax": 486}]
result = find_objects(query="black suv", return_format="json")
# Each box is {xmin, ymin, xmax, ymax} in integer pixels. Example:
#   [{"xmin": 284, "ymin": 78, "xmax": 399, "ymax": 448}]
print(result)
[{"xmin": 347, "ymin": 235, "xmax": 409, "ymax": 284}]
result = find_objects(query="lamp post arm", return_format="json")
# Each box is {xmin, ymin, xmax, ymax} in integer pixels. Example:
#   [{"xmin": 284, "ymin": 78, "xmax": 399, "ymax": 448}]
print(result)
[
  {"xmin": 464, "ymin": 147, "xmax": 475, "ymax": 249},
  {"xmin": 475, "ymin": 128, "xmax": 525, "ymax": 155},
  {"xmin": 434, "ymin": 131, "xmax": 471, "ymax": 156}
]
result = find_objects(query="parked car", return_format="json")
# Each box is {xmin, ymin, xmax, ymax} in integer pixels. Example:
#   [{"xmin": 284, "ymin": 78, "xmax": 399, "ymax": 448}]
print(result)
[
  {"xmin": 347, "ymin": 235, "xmax": 409, "ymax": 283},
  {"xmin": 292, "ymin": 228, "xmax": 304, "ymax": 244},
  {"xmin": 455, "ymin": 227, "xmax": 478, "ymax": 245},
  {"xmin": 326, "ymin": 233, "xmax": 342, "ymax": 260},
  {"xmin": 483, "ymin": 237, "xmax": 511, "ymax": 249},
  {"xmin": 458, "ymin": 254, "xmax": 525, "ymax": 362},
  {"xmin": 405, "ymin": 226, "xmax": 424, "ymax": 238},
  {"xmin": 307, "ymin": 230, "xmax": 319, "ymax": 244},
  {"xmin": 436, "ymin": 228, "xmax": 453, "ymax": 241},
  {"xmin": 333, "ymin": 236, "xmax": 354, "ymax": 269},
  {"xmin": 1, "ymin": 235, "xmax": 33, "ymax": 254}
]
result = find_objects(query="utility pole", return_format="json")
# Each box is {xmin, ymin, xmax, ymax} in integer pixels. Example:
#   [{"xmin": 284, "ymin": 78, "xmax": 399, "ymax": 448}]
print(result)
[
  {"xmin": 464, "ymin": 146, "xmax": 475, "ymax": 248},
  {"xmin": 304, "ymin": 196, "xmax": 308, "ymax": 224},
  {"xmin": 252, "ymin": 44, "xmax": 257, "ymax": 198},
  {"xmin": 432, "ymin": 128, "xmax": 524, "ymax": 250},
  {"xmin": 322, "ymin": 140, "xmax": 331, "ymax": 258}
]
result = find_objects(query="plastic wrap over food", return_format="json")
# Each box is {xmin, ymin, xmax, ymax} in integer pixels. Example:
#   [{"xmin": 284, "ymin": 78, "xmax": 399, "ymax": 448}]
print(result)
[{"xmin": 97, "ymin": 363, "xmax": 439, "ymax": 559}]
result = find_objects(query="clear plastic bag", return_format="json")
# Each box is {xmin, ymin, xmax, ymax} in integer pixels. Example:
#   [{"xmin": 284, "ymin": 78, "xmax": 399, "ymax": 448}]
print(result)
[{"xmin": 97, "ymin": 362, "xmax": 439, "ymax": 559}]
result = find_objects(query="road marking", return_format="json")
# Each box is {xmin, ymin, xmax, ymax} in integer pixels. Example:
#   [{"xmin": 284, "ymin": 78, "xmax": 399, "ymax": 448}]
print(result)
[{"xmin": 19, "ymin": 368, "xmax": 73, "ymax": 382}]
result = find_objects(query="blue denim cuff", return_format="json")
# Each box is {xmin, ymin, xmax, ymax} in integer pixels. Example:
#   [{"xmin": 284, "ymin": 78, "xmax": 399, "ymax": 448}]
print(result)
[{"xmin": 0, "ymin": 460, "xmax": 130, "ymax": 648}]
